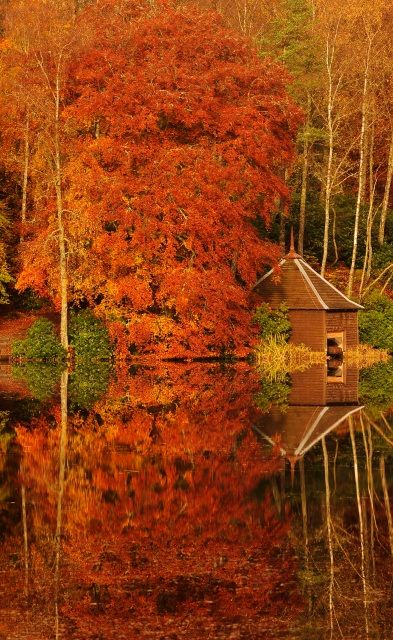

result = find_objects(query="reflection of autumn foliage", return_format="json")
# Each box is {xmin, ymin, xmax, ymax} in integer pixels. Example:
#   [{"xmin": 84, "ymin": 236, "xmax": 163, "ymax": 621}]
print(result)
[{"xmin": 5, "ymin": 365, "xmax": 302, "ymax": 638}]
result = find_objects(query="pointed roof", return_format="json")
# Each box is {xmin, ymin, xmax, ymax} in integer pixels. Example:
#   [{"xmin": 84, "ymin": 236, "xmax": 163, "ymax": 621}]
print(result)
[
  {"xmin": 254, "ymin": 250, "xmax": 363, "ymax": 311},
  {"xmin": 255, "ymin": 404, "xmax": 364, "ymax": 458}
]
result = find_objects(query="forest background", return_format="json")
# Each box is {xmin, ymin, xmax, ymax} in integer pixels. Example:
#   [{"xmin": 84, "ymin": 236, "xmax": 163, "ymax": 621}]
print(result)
[{"xmin": 0, "ymin": 0, "xmax": 392, "ymax": 359}]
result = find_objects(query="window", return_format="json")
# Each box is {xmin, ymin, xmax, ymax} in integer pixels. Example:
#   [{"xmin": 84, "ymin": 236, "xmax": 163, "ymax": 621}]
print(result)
[{"xmin": 327, "ymin": 332, "xmax": 345, "ymax": 382}]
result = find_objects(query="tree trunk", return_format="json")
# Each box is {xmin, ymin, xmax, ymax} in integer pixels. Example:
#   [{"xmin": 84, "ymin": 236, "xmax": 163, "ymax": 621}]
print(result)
[
  {"xmin": 322, "ymin": 437, "xmax": 334, "ymax": 637},
  {"xmin": 55, "ymin": 368, "xmax": 68, "ymax": 640},
  {"xmin": 21, "ymin": 484, "xmax": 29, "ymax": 597},
  {"xmin": 298, "ymin": 137, "xmax": 309, "ymax": 256},
  {"xmin": 54, "ymin": 67, "xmax": 68, "ymax": 351},
  {"xmin": 348, "ymin": 38, "xmax": 371, "ymax": 297},
  {"xmin": 279, "ymin": 208, "xmax": 286, "ymax": 252},
  {"xmin": 360, "ymin": 118, "xmax": 376, "ymax": 296},
  {"xmin": 332, "ymin": 206, "xmax": 339, "ymax": 265},
  {"xmin": 350, "ymin": 419, "xmax": 369, "ymax": 636},
  {"xmin": 20, "ymin": 117, "xmax": 29, "ymax": 242},
  {"xmin": 378, "ymin": 127, "xmax": 393, "ymax": 245},
  {"xmin": 380, "ymin": 454, "xmax": 393, "ymax": 557},
  {"xmin": 321, "ymin": 37, "xmax": 335, "ymax": 278},
  {"xmin": 298, "ymin": 94, "xmax": 311, "ymax": 256}
]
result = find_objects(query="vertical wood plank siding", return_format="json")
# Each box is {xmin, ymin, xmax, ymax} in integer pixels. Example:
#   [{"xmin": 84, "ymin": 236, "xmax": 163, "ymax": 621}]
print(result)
[
  {"xmin": 288, "ymin": 310, "xmax": 326, "ymax": 351},
  {"xmin": 326, "ymin": 366, "xmax": 359, "ymax": 404},
  {"xmin": 326, "ymin": 311, "xmax": 359, "ymax": 348},
  {"xmin": 289, "ymin": 364, "xmax": 327, "ymax": 405}
]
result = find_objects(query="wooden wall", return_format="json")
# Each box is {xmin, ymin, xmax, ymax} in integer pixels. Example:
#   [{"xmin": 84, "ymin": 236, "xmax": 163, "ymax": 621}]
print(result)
[
  {"xmin": 289, "ymin": 364, "xmax": 326, "ymax": 405},
  {"xmin": 326, "ymin": 366, "xmax": 359, "ymax": 404},
  {"xmin": 288, "ymin": 310, "xmax": 359, "ymax": 350},
  {"xmin": 289, "ymin": 310, "xmax": 326, "ymax": 351},
  {"xmin": 288, "ymin": 365, "xmax": 359, "ymax": 406},
  {"xmin": 326, "ymin": 311, "xmax": 359, "ymax": 348}
]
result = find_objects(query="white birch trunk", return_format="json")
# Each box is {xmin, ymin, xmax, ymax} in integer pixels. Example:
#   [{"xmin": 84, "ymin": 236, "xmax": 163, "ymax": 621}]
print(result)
[
  {"xmin": 321, "ymin": 37, "xmax": 335, "ymax": 277},
  {"xmin": 298, "ymin": 135, "xmax": 309, "ymax": 256},
  {"xmin": 348, "ymin": 38, "xmax": 372, "ymax": 296},
  {"xmin": 378, "ymin": 128, "xmax": 393, "ymax": 245},
  {"xmin": 54, "ymin": 65, "xmax": 68, "ymax": 351}
]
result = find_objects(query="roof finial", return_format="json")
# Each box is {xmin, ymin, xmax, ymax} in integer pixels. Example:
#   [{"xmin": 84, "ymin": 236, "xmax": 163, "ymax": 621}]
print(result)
[
  {"xmin": 287, "ymin": 226, "xmax": 300, "ymax": 259},
  {"xmin": 288, "ymin": 455, "xmax": 298, "ymax": 488}
]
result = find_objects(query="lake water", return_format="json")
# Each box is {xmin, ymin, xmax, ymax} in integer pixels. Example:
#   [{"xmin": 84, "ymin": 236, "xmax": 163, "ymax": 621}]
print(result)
[{"xmin": 0, "ymin": 361, "xmax": 392, "ymax": 639}]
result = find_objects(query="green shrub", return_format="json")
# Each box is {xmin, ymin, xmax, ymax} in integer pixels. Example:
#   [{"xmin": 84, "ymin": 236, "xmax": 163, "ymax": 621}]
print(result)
[
  {"xmin": 359, "ymin": 293, "xmax": 393, "ymax": 352},
  {"xmin": 69, "ymin": 310, "xmax": 112, "ymax": 361},
  {"xmin": 69, "ymin": 360, "xmax": 111, "ymax": 410},
  {"xmin": 253, "ymin": 302, "xmax": 291, "ymax": 341},
  {"xmin": 13, "ymin": 288, "xmax": 47, "ymax": 311},
  {"xmin": 359, "ymin": 361, "xmax": 393, "ymax": 413},
  {"xmin": 255, "ymin": 375, "xmax": 291, "ymax": 412},
  {"xmin": 12, "ymin": 318, "xmax": 66, "ymax": 361},
  {"xmin": 371, "ymin": 243, "xmax": 393, "ymax": 272},
  {"xmin": 12, "ymin": 362, "xmax": 64, "ymax": 401}
]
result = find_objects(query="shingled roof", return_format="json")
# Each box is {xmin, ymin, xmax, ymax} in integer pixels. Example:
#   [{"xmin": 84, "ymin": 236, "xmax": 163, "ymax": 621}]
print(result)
[{"xmin": 254, "ymin": 247, "xmax": 363, "ymax": 311}]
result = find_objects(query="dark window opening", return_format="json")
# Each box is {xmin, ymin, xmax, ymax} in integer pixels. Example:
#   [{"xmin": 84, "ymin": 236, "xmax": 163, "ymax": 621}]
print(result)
[{"xmin": 327, "ymin": 332, "xmax": 345, "ymax": 382}]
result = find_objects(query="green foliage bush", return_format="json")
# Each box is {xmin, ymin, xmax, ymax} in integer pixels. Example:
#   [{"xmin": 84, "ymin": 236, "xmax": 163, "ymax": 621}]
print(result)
[
  {"xmin": 12, "ymin": 359, "xmax": 110, "ymax": 407},
  {"xmin": 359, "ymin": 293, "xmax": 393, "ymax": 352},
  {"xmin": 12, "ymin": 318, "xmax": 66, "ymax": 361},
  {"xmin": 255, "ymin": 375, "xmax": 291, "ymax": 412},
  {"xmin": 12, "ymin": 362, "xmax": 64, "ymax": 401},
  {"xmin": 253, "ymin": 302, "xmax": 291, "ymax": 341},
  {"xmin": 69, "ymin": 310, "xmax": 112, "ymax": 361},
  {"xmin": 69, "ymin": 360, "xmax": 111, "ymax": 410},
  {"xmin": 0, "ymin": 244, "xmax": 12, "ymax": 304},
  {"xmin": 13, "ymin": 288, "xmax": 46, "ymax": 311},
  {"xmin": 359, "ymin": 361, "xmax": 393, "ymax": 413},
  {"xmin": 371, "ymin": 243, "xmax": 393, "ymax": 272},
  {"xmin": 12, "ymin": 311, "xmax": 112, "ymax": 407}
]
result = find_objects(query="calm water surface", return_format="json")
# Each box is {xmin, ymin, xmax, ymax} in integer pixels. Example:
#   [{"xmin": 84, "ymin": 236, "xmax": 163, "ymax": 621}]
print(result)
[{"xmin": 0, "ymin": 361, "xmax": 392, "ymax": 639}]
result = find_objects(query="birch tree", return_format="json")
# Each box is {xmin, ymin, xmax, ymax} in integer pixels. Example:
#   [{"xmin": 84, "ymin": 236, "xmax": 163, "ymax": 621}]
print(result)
[
  {"xmin": 347, "ymin": 28, "xmax": 374, "ymax": 296},
  {"xmin": 4, "ymin": 0, "xmax": 81, "ymax": 350}
]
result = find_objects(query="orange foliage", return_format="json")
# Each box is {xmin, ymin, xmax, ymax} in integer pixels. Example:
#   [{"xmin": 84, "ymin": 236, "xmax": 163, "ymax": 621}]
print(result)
[{"xmin": 2, "ymin": 0, "xmax": 300, "ymax": 358}]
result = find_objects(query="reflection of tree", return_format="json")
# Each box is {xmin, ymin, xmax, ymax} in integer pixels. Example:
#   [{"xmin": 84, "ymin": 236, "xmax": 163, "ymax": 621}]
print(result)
[
  {"xmin": 11, "ymin": 358, "xmax": 111, "ymax": 409},
  {"xmin": 359, "ymin": 360, "xmax": 393, "ymax": 414},
  {"xmin": 0, "ymin": 364, "xmax": 303, "ymax": 639},
  {"xmin": 54, "ymin": 369, "xmax": 68, "ymax": 640},
  {"xmin": 255, "ymin": 372, "xmax": 291, "ymax": 412},
  {"xmin": 290, "ymin": 409, "xmax": 393, "ymax": 639}
]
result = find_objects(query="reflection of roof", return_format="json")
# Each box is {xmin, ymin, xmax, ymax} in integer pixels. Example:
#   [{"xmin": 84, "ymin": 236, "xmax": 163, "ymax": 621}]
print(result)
[
  {"xmin": 256, "ymin": 405, "xmax": 363, "ymax": 458},
  {"xmin": 254, "ymin": 253, "xmax": 363, "ymax": 311}
]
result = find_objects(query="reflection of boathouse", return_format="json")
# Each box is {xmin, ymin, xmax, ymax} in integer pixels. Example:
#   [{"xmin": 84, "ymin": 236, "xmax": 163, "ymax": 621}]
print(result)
[
  {"xmin": 257, "ymin": 365, "xmax": 363, "ymax": 461},
  {"xmin": 261, "ymin": 404, "xmax": 363, "ymax": 459},
  {"xmin": 254, "ymin": 239, "xmax": 363, "ymax": 357},
  {"xmin": 290, "ymin": 363, "xmax": 359, "ymax": 406}
]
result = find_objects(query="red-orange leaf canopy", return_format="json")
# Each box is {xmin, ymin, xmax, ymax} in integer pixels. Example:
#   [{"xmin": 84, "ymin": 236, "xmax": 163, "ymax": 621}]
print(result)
[{"xmin": 16, "ymin": 0, "xmax": 301, "ymax": 357}]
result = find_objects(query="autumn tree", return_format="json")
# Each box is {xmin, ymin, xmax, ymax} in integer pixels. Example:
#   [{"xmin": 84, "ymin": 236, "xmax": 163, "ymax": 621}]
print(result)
[
  {"xmin": 1, "ymin": 0, "xmax": 88, "ymax": 349},
  {"xmin": 66, "ymin": 1, "xmax": 300, "ymax": 356},
  {"xmin": 2, "ymin": 0, "xmax": 299, "ymax": 358}
]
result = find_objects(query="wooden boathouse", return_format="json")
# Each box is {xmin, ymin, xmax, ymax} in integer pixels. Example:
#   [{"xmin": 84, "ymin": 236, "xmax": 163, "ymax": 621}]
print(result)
[
  {"xmin": 255, "ymin": 365, "xmax": 363, "ymax": 469},
  {"xmin": 253, "ymin": 239, "xmax": 363, "ymax": 361}
]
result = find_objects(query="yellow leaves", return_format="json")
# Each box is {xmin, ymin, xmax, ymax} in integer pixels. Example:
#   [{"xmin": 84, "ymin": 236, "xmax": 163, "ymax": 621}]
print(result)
[{"xmin": 0, "ymin": 38, "xmax": 13, "ymax": 52}]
